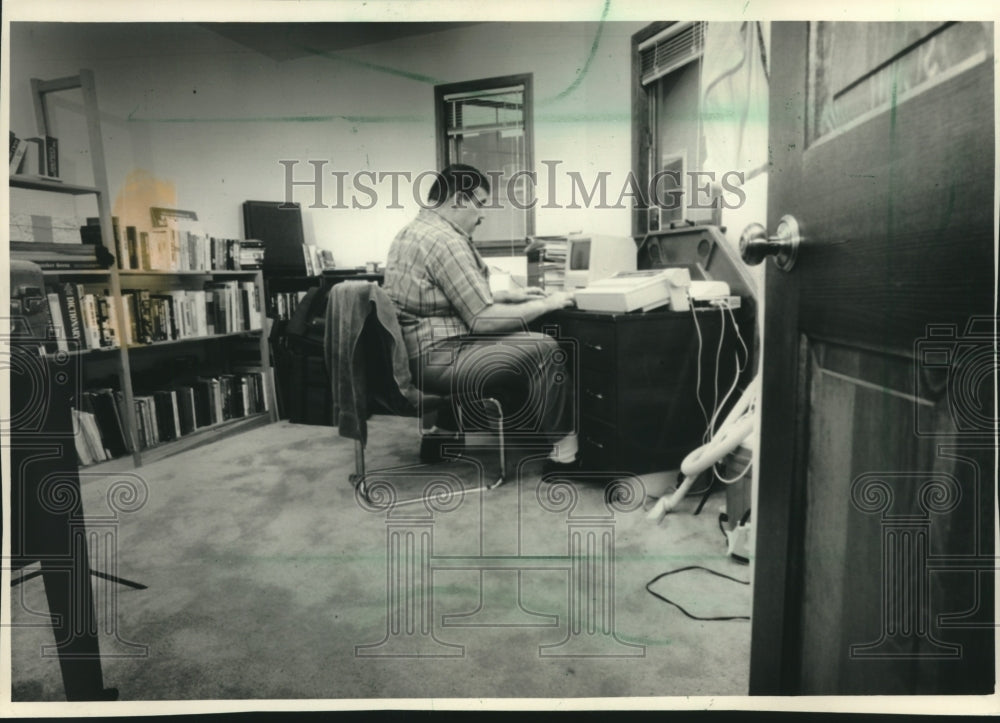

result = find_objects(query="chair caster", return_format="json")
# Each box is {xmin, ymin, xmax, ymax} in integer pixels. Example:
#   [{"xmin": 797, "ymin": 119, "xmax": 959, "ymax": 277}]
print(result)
[{"xmin": 349, "ymin": 473, "xmax": 368, "ymax": 502}]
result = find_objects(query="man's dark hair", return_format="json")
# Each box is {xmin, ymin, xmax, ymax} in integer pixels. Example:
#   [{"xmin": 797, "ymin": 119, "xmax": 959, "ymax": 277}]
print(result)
[{"xmin": 427, "ymin": 163, "xmax": 491, "ymax": 205}]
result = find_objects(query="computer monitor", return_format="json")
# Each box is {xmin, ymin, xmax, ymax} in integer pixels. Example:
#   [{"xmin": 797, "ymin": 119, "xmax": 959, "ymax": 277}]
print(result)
[{"xmin": 564, "ymin": 234, "xmax": 638, "ymax": 289}]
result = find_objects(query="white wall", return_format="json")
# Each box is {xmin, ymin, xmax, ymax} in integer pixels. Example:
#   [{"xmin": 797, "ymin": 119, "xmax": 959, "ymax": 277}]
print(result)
[{"xmin": 9, "ymin": 21, "xmax": 644, "ymax": 267}]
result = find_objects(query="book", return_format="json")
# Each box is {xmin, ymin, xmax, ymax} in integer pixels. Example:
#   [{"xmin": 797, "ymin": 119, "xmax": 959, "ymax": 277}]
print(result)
[
  {"xmin": 138, "ymin": 395, "xmax": 160, "ymax": 447},
  {"xmin": 151, "ymin": 294, "xmax": 176, "ymax": 340},
  {"xmin": 79, "ymin": 294, "xmax": 103, "ymax": 349},
  {"xmin": 152, "ymin": 391, "xmax": 177, "ymax": 442},
  {"xmin": 133, "ymin": 397, "xmax": 148, "ymax": 449},
  {"xmin": 22, "ymin": 136, "xmax": 58, "ymax": 177},
  {"xmin": 120, "ymin": 293, "xmax": 136, "ymax": 345},
  {"xmin": 44, "ymin": 135, "xmax": 59, "ymax": 177},
  {"xmin": 79, "ymin": 409, "xmax": 109, "ymax": 462},
  {"xmin": 96, "ymin": 294, "xmax": 120, "ymax": 347},
  {"xmin": 121, "ymin": 289, "xmax": 153, "ymax": 344},
  {"xmin": 114, "ymin": 390, "xmax": 135, "ymax": 452},
  {"xmin": 22, "ymin": 137, "xmax": 46, "ymax": 176},
  {"xmin": 105, "ymin": 295, "xmax": 122, "ymax": 348},
  {"xmin": 90, "ymin": 388, "xmax": 130, "ymax": 458},
  {"xmin": 61, "ymin": 283, "xmax": 85, "ymax": 349},
  {"xmin": 45, "ymin": 291, "xmax": 69, "ymax": 352},
  {"xmin": 193, "ymin": 381, "xmax": 212, "ymax": 427},
  {"xmin": 9, "ymin": 133, "xmax": 28, "ymax": 173},
  {"xmin": 139, "ymin": 231, "xmax": 151, "ymax": 269},
  {"xmin": 176, "ymin": 386, "xmax": 197, "ymax": 434},
  {"xmin": 76, "ymin": 393, "xmax": 109, "ymax": 461},
  {"xmin": 71, "ymin": 409, "xmax": 95, "ymax": 467},
  {"xmin": 169, "ymin": 390, "xmax": 182, "ymax": 438},
  {"xmin": 126, "ymin": 226, "xmax": 139, "ymax": 269}
]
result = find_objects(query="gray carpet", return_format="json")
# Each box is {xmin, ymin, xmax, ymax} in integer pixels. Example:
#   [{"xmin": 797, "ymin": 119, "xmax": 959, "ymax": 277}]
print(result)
[{"xmin": 9, "ymin": 418, "xmax": 751, "ymax": 701}]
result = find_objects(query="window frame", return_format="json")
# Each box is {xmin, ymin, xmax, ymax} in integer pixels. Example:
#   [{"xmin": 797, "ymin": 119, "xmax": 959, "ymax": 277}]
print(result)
[
  {"xmin": 632, "ymin": 22, "xmax": 719, "ymax": 238},
  {"xmin": 434, "ymin": 73, "xmax": 535, "ymax": 246}
]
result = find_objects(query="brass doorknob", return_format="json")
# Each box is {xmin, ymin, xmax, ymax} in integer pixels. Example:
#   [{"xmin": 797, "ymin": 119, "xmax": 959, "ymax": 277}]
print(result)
[{"xmin": 739, "ymin": 215, "xmax": 801, "ymax": 271}]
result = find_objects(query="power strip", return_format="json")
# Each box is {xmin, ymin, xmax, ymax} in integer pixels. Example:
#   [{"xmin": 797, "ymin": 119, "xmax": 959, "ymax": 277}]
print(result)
[{"xmin": 692, "ymin": 295, "xmax": 741, "ymax": 310}]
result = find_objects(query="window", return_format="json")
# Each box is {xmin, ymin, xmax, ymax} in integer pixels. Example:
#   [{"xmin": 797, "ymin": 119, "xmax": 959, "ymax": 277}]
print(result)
[
  {"xmin": 632, "ymin": 22, "xmax": 711, "ymax": 235},
  {"xmin": 435, "ymin": 74, "xmax": 534, "ymax": 248}
]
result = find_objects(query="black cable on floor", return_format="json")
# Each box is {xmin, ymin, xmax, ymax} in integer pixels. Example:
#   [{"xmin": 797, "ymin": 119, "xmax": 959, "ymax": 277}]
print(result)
[{"xmin": 645, "ymin": 565, "xmax": 750, "ymax": 621}]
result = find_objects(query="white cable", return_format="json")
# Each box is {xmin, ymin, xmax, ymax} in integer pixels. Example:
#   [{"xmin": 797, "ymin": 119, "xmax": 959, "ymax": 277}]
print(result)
[
  {"xmin": 715, "ymin": 456, "xmax": 752, "ymax": 485},
  {"xmin": 706, "ymin": 304, "xmax": 748, "ymax": 439},
  {"xmin": 689, "ymin": 301, "xmax": 709, "ymax": 430},
  {"xmin": 726, "ymin": 303, "xmax": 749, "ymax": 363},
  {"xmin": 712, "ymin": 305, "xmax": 725, "ymax": 429}
]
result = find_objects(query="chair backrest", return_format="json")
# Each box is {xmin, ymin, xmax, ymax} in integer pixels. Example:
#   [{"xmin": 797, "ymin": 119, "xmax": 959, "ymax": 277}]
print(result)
[{"xmin": 325, "ymin": 281, "xmax": 439, "ymax": 441}]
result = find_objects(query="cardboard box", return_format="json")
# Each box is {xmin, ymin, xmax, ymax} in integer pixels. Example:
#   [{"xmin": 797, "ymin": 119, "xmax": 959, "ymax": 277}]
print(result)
[
  {"xmin": 51, "ymin": 216, "xmax": 81, "ymax": 244},
  {"xmin": 10, "ymin": 213, "xmax": 36, "ymax": 242},
  {"xmin": 9, "ymin": 214, "xmax": 81, "ymax": 244}
]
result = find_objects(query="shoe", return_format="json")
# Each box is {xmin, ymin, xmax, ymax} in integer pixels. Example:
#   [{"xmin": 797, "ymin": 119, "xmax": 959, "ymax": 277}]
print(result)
[
  {"xmin": 419, "ymin": 430, "xmax": 464, "ymax": 463},
  {"xmin": 540, "ymin": 457, "xmax": 582, "ymax": 482}
]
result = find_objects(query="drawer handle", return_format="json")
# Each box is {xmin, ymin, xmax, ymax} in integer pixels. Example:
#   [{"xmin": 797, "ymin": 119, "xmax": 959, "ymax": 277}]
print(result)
[
  {"xmin": 585, "ymin": 437, "xmax": 605, "ymax": 450},
  {"xmin": 584, "ymin": 389, "xmax": 604, "ymax": 401},
  {"xmin": 584, "ymin": 342, "xmax": 604, "ymax": 352}
]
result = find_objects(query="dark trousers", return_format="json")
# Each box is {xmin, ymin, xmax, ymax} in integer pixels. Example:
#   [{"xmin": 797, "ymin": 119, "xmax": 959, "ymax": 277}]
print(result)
[{"xmin": 412, "ymin": 332, "xmax": 575, "ymax": 445}]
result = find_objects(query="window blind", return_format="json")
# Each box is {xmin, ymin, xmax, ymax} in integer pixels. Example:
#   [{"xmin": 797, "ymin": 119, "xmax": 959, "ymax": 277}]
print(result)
[
  {"xmin": 639, "ymin": 22, "xmax": 706, "ymax": 86},
  {"xmin": 444, "ymin": 85, "xmax": 525, "ymax": 138}
]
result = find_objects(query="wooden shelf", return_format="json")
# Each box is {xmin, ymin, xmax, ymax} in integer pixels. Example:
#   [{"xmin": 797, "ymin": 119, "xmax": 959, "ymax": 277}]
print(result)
[
  {"xmin": 16, "ymin": 69, "xmax": 278, "ymax": 473},
  {"xmin": 40, "ymin": 331, "xmax": 263, "ymax": 357},
  {"xmin": 80, "ymin": 413, "xmax": 272, "ymax": 474},
  {"xmin": 126, "ymin": 329, "xmax": 263, "ymax": 350},
  {"xmin": 43, "ymin": 345, "xmax": 120, "ymax": 359},
  {"xmin": 10, "ymin": 174, "xmax": 102, "ymax": 195},
  {"xmin": 42, "ymin": 268, "xmax": 112, "ymax": 277},
  {"xmin": 118, "ymin": 269, "xmax": 262, "ymax": 277}
]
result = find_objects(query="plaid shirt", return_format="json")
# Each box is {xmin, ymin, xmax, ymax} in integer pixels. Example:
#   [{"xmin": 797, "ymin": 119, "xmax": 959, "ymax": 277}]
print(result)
[{"xmin": 384, "ymin": 208, "xmax": 493, "ymax": 359}]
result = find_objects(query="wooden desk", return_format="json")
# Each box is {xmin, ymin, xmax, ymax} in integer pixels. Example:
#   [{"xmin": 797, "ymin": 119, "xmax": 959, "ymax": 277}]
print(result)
[{"xmin": 543, "ymin": 305, "xmax": 753, "ymax": 476}]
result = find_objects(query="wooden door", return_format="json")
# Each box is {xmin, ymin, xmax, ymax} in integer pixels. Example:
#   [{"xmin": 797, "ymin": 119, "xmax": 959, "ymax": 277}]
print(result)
[{"xmin": 749, "ymin": 22, "xmax": 995, "ymax": 695}]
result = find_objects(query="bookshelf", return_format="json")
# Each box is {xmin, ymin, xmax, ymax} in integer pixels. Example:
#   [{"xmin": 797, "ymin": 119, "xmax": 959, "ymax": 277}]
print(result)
[{"xmin": 11, "ymin": 69, "xmax": 277, "ymax": 471}]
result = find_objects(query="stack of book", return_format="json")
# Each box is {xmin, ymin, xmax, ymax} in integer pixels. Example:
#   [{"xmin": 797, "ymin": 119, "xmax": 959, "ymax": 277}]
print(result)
[
  {"xmin": 268, "ymin": 289, "xmax": 311, "ymax": 320},
  {"xmin": 526, "ymin": 235, "xmax": 567, "ymax": 291},
  {"xmin": 81, "ymin": 217, "xmax": 261, "ymax": 272},
  {"xmin": 11, "ymin": 241, "xmax": 104, "ymax": 270},
  {"xmin": 10, "ymin": 130, "xmax": 58, "ymax": 177},
  {"xmin": 45, "ymin": 282, "xmax": 121, "ymax": 352},
  {"xmin": 301, "ymin": 244, "xmax": 334, "ymax": 276},
  {"xmin": 119, "ymin": 280, "xmax": 263, "ymax": 346},
  {"xmin": 131, "ymin": 372, "xmax": 269, "ymax": 450}
]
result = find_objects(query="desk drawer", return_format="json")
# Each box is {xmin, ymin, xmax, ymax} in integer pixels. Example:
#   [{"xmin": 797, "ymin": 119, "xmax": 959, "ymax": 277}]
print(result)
[
  {"xmin": 560, "ymin": 318, "xmax": 615, "ymax": 371},
  {"xmin": 579, "ymin": 370, "xmax": 615, "ymax": 424},
  {"xmin": 579, "ymin": 418, "xmax": 617, "ymax": 470}
]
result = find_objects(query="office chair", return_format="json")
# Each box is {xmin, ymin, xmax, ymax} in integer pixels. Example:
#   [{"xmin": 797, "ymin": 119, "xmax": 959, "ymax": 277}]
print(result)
[{"xmin": 324, "ymin": 281, "xmax": 506, "ymax": 504}]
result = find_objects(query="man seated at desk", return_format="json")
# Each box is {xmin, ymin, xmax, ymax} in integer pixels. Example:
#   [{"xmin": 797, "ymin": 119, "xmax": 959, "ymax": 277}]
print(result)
[{"xmin": 383, "ymin": 163, "xmax": 579, "ymax": 472}]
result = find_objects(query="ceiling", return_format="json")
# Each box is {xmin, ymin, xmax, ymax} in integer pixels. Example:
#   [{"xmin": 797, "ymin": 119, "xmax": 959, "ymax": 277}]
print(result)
[{"xmin": 203, "ymin": 22, "xmax": 481, "ymax": 62}]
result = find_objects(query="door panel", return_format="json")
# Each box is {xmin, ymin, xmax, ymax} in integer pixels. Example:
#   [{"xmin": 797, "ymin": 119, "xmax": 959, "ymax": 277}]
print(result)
[
  {"xmin": 797, "ymin": 42, "xmax": 994, "ymax": 353},
  {"xmin": 750, "ymin": 22, "xmax": 995, "ymax": 695}
]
